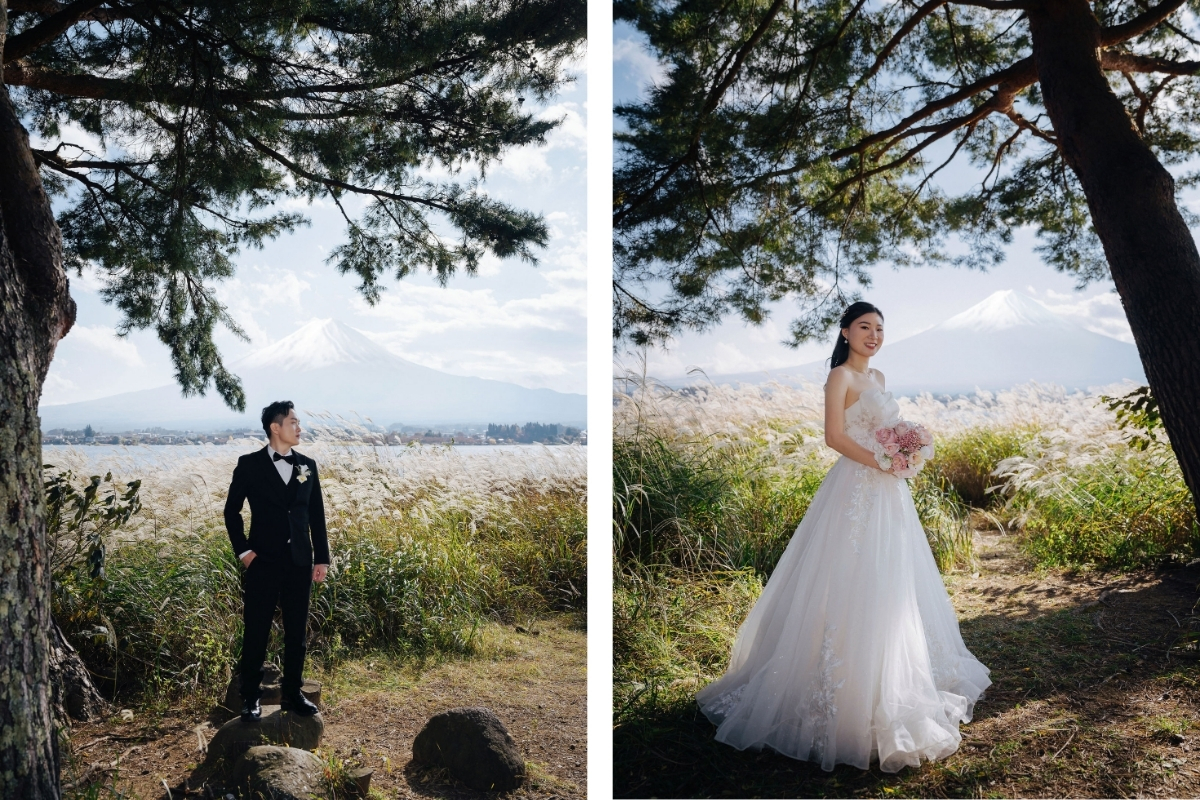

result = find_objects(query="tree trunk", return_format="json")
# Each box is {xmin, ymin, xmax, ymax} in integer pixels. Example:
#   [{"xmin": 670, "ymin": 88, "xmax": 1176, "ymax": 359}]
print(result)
[
  {"xmin": 1028, "ymin": 0, "xmax": 1200, "ymax": 512},
  {"xmin": 0, "ymin": 3, "xmax": 78, "ymax": 793},
  {"xmin": 48, "ymin": 620, "xmax": 108, "ymax": 724}
]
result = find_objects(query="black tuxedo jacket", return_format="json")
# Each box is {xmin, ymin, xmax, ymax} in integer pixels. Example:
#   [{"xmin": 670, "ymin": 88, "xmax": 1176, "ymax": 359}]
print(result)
[{"xmin": 224, "ymin": 447, "xmax": 330, "ymax": 567}]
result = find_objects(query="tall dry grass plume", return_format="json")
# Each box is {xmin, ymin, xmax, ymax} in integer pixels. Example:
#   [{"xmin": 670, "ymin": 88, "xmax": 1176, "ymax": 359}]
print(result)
[
  {"xmin": 613, "ymin": 369, "xmax": 1198, "ymax": 726},
  {"xmin": 49, "ymin": 422, "xmax": 585, "ymax": 709}
]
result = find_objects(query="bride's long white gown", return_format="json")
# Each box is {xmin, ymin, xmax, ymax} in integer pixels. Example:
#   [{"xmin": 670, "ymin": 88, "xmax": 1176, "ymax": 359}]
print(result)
[{"xmin": 695, "ymin": 388, "xmax": 991, "ymax": 772}]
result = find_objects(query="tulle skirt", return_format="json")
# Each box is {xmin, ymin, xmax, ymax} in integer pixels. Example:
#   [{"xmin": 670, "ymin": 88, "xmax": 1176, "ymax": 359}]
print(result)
[{"xmin": 695, "ymin": 457, "xmax": 991, "ymax": 772}]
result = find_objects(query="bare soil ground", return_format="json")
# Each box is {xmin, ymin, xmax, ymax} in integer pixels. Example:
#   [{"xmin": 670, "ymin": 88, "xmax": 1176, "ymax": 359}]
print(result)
[
  {"xmin": 61, "ymin": 614, "xmax": 586, "ymax": 799},
  {"xmin": 613, "ymin": 528, "xmax": 1200, "ymax": 798}
]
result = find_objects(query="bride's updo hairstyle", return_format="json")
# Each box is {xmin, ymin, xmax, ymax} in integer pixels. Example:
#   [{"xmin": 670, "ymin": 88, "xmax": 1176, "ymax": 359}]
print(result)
[{"xmin": 829, "ymin": 301, "xmax": 884, "ymax": 370}]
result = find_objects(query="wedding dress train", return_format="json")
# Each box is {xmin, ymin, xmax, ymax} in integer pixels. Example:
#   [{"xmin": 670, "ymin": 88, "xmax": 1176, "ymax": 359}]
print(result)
[{"xmin": 695, "ymin": 388, "xmax": 991, "ymax": 772}]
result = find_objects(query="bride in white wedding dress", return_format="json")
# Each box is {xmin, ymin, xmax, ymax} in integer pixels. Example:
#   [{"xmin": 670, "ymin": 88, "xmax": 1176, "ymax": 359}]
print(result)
[{"xmin": 695, "ymin": 301, "xmax": 991, "ymax": 773}]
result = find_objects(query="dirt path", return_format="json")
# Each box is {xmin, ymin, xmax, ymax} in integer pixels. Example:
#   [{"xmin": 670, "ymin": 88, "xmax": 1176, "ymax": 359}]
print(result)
[
  {"xmin": 613, "ymin": 531, "xmax": 1200, "ymax": 798},
  {"xmin": 62, "ymin": 615, "xmax": 586, "ymax": 799}
]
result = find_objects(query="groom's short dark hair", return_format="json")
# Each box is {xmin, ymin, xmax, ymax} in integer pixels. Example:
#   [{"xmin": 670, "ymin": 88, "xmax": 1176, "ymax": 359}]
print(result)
[{"xmin": 261, "ymin": 400, "xmax": 295, "ymax": 436}]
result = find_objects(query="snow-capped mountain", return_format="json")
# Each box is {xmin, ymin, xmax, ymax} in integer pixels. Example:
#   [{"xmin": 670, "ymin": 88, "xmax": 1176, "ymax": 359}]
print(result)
[
  {"xmin": 40, "ymin": 319, "xmax": 586, "ymax": 431},
  {"xmin": 677, "ymin": 290, "xmax": 1146, "ymax": 395},
  {"xmin": 236, "ymin": 318, "xmax": 405, "ymax": 372}
]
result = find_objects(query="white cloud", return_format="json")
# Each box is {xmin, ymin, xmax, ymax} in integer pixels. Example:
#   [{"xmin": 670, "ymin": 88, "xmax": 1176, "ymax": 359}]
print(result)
[
  {"xmin": 1033, "ymin": 289, "xmax": 1134, "ymax": 342},
  {"xmin": 539, "ymin": 102, "xmax": 587, "ymax": 152},
  {"xmin": 615, "ymin": 33, "xmax": 668, "ymax": 95},
  {"xmin": 40, "ymin": 372, "xmax": 79, "ymax": 406},
  {"xmin": 538, "ymin": 230, "xmax": 586, "ymax": 285},
  {"xmin": 353, "ymin": 280, "xmax": 583, "ymax": 342},
  {"xmin": 493, "ymin": 146, "xmax": 552, "ymax": 181},
  {"xmin": 475, "ymin": 253, "xmax": 504, "ymax": 277},
  {"xmin": 70, "ymin": 265, "xmax": 108, "ymax": 295},
  {"xmin": 216, "ymin": 268, "xmax": 312, "ymax": 346},
  {"xmin": 66, "ymin": 325, "xmax": 145, "ymax": 367}
]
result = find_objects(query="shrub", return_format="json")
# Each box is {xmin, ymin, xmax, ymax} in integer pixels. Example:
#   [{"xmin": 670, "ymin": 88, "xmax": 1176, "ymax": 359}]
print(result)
[{"xmin": 922, "ymin": 427, "xmax": 1033, "ymax": 507}]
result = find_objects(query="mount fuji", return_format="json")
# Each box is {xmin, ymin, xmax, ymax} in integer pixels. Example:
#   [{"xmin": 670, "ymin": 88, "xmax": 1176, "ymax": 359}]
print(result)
[
  {"xmin": 40, "ymin": 319, "xmax": 586, "ymax": 431},
  {"xmin": 679, "ymin": 290, "xmax": 1147, "ymax": 395}
]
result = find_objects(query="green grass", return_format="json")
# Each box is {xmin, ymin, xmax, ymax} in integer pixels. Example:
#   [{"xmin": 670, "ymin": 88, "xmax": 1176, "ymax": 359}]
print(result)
[
  {"xmin": 54, "ymin": 489, "xmax": 585, "ymax": 709},
  {"xmin": 921, "ymin": 426, "xmax": 1033, "ymax": 507},
  {"xmin": 1010, "ymin": 450, "xmax": 1200, "ymax": 570},
  {"xmin": 611, "ymin": 425, "xmax": 982, "ymax": 759},
  {"xmin": 612, "ymin": 382, "xmax": 1200, "ymax": 797}
]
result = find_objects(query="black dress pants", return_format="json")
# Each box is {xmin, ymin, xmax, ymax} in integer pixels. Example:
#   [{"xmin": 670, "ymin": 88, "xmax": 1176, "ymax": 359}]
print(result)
[{"xmin": 240, "ymin": 556, "xmax": 312, "ymax": 700}]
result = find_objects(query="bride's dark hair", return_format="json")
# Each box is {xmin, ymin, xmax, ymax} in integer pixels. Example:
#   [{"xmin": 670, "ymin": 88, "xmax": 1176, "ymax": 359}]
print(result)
[{"xmin": 829, "ymin": 301, "xmax": 884, "ymax": 370}]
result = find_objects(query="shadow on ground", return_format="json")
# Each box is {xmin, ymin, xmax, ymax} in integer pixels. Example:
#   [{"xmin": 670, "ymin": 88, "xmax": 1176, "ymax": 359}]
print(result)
[{"xmin": 613, "ymin": 535, "xmax": 1200, "ymax": 799}]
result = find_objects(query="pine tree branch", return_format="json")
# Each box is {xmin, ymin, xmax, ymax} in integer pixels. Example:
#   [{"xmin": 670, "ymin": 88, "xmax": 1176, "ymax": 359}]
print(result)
[
  {"xmin": 861, "ymin": 0, "xmax": 950, "ymax": 85},
  {"xmin": 29, "ymin": 148, "xmax": 157, "ymax": 170},
  {"xmin": 613, "ymin": 0, "xmax": 792, "ymax": 227},
  {"xmin": 1101, "ymin": 0, "xmax": 1187, "ymax": 45},
  {"xmin": 615, "ymin": 0, "xmax": 873, "ymax": 228},
  {"xmin": 3, "ymin": 0, "xmax": 105, "ymax": 63},
  {"xmin": 835, "ymin": 57, "xmax": 1036, "ymax": 160},
  {"xmin": 817, "ymin": 88, "xmax": 1012, "ymax": 206},
  {"xmin": 4, "ymin": 59, "xmax": 483, "ymax": 105},
  {"xmin": 1101, "ymin": 49, "xmax": 1200, "ymax": 75},
  {"xmin": 237, "ymin": 130, "xmax": 457, "ymax": 215},
  {"xmin": 948, "ymin": 0, "xmax": 1029, "ymax": 9},
  {"xmin": 3, "ymin": 61, "xmax": 147, "ymax": 99}
]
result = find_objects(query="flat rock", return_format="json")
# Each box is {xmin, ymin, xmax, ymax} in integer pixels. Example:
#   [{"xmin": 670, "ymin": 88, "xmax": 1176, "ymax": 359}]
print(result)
[
  {"xmin": 412, "ymin": 706, "xmax": 525, "ymax": 792},
  {"xmin": 231, "ymin": 745, "xmax": 327, "ymax": 800},
  {"xmin": 205, "ymin": 705, "xmax": 324, "ymax": 766},
  {"xmin": 218, "ymin": 665, "xmax": 321, "ymax": 717}
]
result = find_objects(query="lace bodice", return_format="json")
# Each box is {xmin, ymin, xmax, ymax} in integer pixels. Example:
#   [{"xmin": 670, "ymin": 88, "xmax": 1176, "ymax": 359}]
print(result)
[{"xmin": 843, "ymin": 388, "xmax": 901, "ymax": 450}]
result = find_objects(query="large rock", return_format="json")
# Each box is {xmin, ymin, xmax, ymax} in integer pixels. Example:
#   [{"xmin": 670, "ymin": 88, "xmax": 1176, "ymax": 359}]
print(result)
[
  {"xmin": 218, "ymin": 665, "xmax": 321, "ymax": 718},
  {"xmin": 205, "ymin": 706, "xmax": 324, "ymax": 765},
  {"xmin": 231, "ymin": 745, "xmax": 328, "ymax": 800},
  {"xmin": 412, "ymin": 707, "xmax": 525, "ymax": 792}
]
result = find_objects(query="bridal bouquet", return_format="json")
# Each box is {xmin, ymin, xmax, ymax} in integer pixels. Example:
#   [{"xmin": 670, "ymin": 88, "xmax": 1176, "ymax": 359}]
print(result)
[{"xmin": 874, "ymin": 421, "xmax": 934, "ymax": 478}]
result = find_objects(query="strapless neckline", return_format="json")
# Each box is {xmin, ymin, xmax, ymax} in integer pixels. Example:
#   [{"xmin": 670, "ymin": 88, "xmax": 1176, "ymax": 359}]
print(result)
[{"xmin": 845, "ymin": 386, "xmax": 888, "ymax": 414}]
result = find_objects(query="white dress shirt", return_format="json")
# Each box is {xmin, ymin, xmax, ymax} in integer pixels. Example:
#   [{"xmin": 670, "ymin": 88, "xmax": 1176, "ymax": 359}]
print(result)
[{"xmin": 238, "ymin": 445, "xmax": 295, "ymax": 561}]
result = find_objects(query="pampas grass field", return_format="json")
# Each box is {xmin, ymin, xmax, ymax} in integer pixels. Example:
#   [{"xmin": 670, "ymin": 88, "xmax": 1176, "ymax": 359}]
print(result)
[
  {"xmin": 48, "ymin": 436, "xmax": 586, "ymax": 710},
  {"xmin": 613, "ymin": 374, "xmax": 1200, "ymax": 796}
]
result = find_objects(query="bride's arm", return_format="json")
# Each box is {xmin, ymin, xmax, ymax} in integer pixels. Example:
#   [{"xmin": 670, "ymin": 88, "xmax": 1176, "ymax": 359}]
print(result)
[{"xmin": 825, "ymin": 369, "xmax": 886, "ymax": 470}]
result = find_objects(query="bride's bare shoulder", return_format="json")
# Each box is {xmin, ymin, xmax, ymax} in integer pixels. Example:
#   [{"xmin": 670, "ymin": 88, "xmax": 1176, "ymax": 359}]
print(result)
[
  {"xmin": 826, "ymin": 365, "xmax": 852, "ymax": 387},
  {"xmin": 870, "ymin": 367, "xmax": 886, "ymax": 388}
]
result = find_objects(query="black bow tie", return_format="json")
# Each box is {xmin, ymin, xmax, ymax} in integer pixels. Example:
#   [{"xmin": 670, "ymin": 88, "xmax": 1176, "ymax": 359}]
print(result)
[{"xmin": 273, "ymin": 452, "xmax": 297, "ymax": 465}]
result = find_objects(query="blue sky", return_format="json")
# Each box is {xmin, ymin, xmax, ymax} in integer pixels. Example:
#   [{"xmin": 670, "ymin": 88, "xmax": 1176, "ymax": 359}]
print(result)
[
  {"xmin": 42, "ymin": 62, "xmax": 588, "ymax": 406},
  {"xmin": 612, "ymin": 21, "xmax": 1177, "ymax": 379}
]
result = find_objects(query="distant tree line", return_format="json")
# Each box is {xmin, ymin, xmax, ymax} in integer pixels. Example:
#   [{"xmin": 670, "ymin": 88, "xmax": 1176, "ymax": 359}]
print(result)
[{"xmin": 487, "ymin": 423, "xmax": 581, "ymax": 443}]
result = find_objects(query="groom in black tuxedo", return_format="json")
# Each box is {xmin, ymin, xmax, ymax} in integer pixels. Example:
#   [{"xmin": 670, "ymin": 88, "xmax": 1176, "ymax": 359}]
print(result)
[{"xmin": 225, "ymin": 400, "xmax": 329, "ymax": 720}]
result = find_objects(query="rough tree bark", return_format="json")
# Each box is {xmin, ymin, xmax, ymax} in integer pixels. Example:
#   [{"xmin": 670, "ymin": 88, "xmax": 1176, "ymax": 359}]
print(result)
[
  {"xmin": 48, "ymin": 621, "xmax": 107, "ymax": 724},
  {"xmin": 0, "ymin": 0, "xmax": 78, "ymax": 794},
  {"xmin": 1028, "ymin": 0, "xmax": 1200, "ymax": 510}
]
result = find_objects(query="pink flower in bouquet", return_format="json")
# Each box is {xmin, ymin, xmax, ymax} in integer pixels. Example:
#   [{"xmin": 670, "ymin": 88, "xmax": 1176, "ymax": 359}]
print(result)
[{"xmin": 873, "ymin": 420, "xmax": 934, "ymax": 477}]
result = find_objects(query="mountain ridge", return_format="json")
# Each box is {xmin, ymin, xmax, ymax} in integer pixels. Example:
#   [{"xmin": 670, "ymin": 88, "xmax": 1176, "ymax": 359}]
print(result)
[
  {"xmin": 40, "ymin": 319, "xmax": 585, "ymax": 431},
  {"xmin": 664, "ymin": 290, "xmax": 1146, "ymax": 395}
]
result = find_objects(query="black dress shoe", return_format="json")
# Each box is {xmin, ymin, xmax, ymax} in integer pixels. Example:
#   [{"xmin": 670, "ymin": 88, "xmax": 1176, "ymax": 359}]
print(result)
[
  {"xmin": 280, "ymin": 692, "xmax": 319, "ymax": 716},
  {"xmin": 240, "ymin": 698, "xmax": 262, "ymax": 721}
]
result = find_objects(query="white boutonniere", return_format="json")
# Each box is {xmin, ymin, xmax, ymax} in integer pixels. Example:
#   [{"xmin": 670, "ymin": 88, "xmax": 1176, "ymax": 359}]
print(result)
[{"xmin": 297, "ymin": 464, "xmax": 311, "ymax": 483}]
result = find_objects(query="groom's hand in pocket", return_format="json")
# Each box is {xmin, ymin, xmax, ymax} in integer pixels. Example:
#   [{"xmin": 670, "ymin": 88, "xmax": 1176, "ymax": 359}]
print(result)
[
  {"xmin": 241, "ymin": 551, "xmax": 256, "ymax": 567},
  {"xmin": 312, "ymin": 564, "xmax": 328, "ymax": 583}
]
